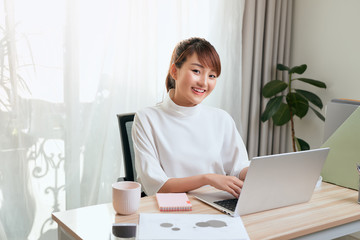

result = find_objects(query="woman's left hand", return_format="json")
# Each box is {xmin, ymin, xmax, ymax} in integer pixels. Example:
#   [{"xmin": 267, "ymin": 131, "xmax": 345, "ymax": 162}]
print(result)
[{"xmin": 204, "ymin": 174, "xmax": 244, "ymax": 198}]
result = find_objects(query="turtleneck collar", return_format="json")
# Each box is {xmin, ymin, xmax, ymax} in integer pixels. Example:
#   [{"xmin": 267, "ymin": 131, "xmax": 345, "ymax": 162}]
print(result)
[{"xmin": 161, "ymin": 89, "xmax": 201, "ymax": 117}]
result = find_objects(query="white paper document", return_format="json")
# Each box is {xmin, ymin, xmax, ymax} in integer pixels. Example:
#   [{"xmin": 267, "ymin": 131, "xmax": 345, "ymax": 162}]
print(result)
[{"xmin": 138, "ymin": 213, "xmax": 250, "ymax": 240}]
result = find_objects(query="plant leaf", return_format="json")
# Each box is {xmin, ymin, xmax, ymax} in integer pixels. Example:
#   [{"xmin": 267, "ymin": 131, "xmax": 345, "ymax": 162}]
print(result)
[
  {"xmin": 309, "ymin": 106, "xmax": 325, "ymax": 121},
  {"xmin": 286, "ymin": 92, "xmax": 309, "ymax": 118},
  {"xmin": 295, "ymin": 78, "xmax": 327, "ymax": 88},
  {"xmin": 272, "ymin": 103, "xmax": 291, "ymax": 126},
  {"xmin": 262, "ymin": 80, "xmax": 288, "ymax": 98},
  {"xmin": 295, "ymin": 137, "xmax": 310, "ymax": 151},
  {"xmin": 261, "ymin": 96, "xmax": 283, "ymax": 122},
  {"xmin": 295, "ymin": 89, "xmax": 323, "ymax": 109},
  {"xmin": 295, "ymin": 137, "xmax": 301, "ymax": 152},
  {"xmin": 277, "ymin": 64, "xmax": 290, "ymax": 71},
  {"xmin": 289, "ymin": 64, "xmax": 307, "ymax": 74}
]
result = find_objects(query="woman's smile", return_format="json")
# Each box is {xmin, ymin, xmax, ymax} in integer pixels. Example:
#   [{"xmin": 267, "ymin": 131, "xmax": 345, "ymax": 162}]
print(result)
[{"xmin": 192, "ymin": 87, "xmax": 206, "ymax": 95}]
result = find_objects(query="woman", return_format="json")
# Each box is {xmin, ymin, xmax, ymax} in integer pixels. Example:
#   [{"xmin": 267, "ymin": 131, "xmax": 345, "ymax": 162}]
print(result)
[{"xmin": 132, "ymin": 37, "xmax": 249, "ymax": 197}]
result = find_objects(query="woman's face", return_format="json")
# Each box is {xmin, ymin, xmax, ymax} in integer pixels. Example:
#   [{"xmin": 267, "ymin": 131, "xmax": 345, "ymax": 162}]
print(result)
[{"xmin": 171, "ymin": 53, "xmax": 217, "ymax": 107}]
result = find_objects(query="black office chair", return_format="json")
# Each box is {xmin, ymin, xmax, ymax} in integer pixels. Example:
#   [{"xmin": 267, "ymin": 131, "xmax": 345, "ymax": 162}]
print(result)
[{"xmin": 117, "ymin": 113, "xmax": 146, "ymax": 197}]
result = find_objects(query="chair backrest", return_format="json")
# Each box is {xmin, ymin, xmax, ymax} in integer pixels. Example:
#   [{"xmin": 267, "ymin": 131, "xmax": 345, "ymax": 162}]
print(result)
[{"xmin": 117, "ymin": 113, "xmax": 136, "ymax": 182}]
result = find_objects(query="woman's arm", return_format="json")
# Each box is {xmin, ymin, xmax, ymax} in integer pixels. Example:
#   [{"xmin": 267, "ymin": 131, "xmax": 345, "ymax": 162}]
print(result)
[
  {"xmin": 158, "ymin": 172, "xmax": 247, "ymax": 198},
  {"xmin": 132, "ymin": 113, "xmax": 170, "ymax": 196}
]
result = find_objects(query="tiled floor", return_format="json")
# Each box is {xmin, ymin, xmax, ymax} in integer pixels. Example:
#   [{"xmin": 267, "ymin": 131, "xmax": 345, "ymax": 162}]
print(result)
[
  {"xmin": 335, "ymin": 232, "xmax": 360, "ymax": 240},
  {"xmin": 335, "ymin": 236, "xmax": 360, "ymax": 240}
]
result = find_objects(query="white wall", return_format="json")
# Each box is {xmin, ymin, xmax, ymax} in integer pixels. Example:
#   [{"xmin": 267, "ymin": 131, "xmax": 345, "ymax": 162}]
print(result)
[{"xmin": 290, "ymin": 0, "xmax": 360, "ymax": 150}]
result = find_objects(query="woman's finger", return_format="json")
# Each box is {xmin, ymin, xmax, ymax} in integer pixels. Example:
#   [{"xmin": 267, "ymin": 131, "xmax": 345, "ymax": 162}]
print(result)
[
  {"xmin": 226, "ymin": 186, "xmax": 239, "ymax": 198},
  {"xmin": 227, "ymin": 176, "xmax": 244, "ymax": 189}
]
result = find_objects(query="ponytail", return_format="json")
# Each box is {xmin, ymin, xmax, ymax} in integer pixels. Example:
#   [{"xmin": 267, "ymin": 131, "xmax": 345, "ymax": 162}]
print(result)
[{"xmin": 165, "ymin": 72, "xmax": 175, "ymax": 92}]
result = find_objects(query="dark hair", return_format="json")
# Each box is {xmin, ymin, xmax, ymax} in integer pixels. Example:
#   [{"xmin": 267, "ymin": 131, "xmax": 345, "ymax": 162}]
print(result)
[{"xmin": 165, "ymin": 37, "xmax": 221, "ymax": 92}]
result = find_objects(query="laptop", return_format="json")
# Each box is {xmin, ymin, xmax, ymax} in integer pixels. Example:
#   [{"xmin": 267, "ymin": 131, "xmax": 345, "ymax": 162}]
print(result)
[{"xmin": 192, "ymin": 148, "xmax": 330, "ymax": 216}]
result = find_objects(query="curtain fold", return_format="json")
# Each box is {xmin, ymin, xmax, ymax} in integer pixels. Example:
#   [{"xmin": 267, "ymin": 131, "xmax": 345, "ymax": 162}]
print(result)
[
  {"xmin": 241, "ymin": 0, "xmax": 293, "ymax": 159},
  {"xmin": 204, "ymin": 0, "xmax": 245, "ymax": 131}
]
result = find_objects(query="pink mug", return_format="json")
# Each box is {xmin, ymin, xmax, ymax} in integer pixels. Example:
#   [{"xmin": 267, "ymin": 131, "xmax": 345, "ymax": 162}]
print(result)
[{"xmin": 112, "ymin": 181, "xmax": 141, "ymax": 215}]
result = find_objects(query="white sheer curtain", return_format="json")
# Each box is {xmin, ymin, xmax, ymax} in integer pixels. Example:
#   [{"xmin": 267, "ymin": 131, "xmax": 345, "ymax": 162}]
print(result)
[{"xmin": 0, "ymin": 0, "xmax": 244, "ymax": 239}]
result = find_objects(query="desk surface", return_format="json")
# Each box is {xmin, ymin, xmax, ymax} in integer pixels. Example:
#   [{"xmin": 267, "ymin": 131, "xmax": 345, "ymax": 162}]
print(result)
[{"xmin": 52, "ymin": 182, "xmax": 360, "ymax": 240}]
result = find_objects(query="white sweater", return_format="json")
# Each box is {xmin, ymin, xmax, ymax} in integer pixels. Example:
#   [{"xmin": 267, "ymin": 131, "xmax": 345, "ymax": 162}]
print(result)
[{"xmin": 132, "ymin": 92, "xmax": 249, "ymax": 196}]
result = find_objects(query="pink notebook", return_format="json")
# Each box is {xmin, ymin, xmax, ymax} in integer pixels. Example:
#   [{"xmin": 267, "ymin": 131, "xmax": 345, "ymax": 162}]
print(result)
[{"xmin": 156, "ymin": 193, "xmax": 192, "ymax": 212}]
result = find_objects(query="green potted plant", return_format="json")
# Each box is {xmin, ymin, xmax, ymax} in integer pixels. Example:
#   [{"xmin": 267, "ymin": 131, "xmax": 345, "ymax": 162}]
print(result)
[{"xmin": 260, "ymin": 63, "xmax": 327, "ymax": 152}]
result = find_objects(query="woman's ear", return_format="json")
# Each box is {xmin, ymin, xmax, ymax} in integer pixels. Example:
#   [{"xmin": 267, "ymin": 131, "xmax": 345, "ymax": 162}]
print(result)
[{"xmin": 170, "ymin": 64, "xmax": 177, "ymax": 80}]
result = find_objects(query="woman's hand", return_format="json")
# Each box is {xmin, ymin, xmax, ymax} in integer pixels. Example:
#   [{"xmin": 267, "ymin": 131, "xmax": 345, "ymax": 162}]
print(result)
[
  {"xmin": 205, "ymin": 174, "xmax": 244, "ymax": 198},
  {"xmin": 158, "ymin": 167, "xmax": 249, "ymax": 197},
  {"xmin": 239, "ymin": 167, "xmax": 248, "ymax": 181}
]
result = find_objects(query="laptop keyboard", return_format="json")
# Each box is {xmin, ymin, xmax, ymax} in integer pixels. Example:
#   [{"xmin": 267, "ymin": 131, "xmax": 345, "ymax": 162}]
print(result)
[{"xmin": 214, "ymin": 198, "xmax": 238, "ymax": 212}]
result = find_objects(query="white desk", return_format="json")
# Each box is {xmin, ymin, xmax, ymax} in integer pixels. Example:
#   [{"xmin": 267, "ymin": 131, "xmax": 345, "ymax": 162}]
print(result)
[{"xmin": 52, "ymin": 182, "xmax": 360, "ymax": 240}]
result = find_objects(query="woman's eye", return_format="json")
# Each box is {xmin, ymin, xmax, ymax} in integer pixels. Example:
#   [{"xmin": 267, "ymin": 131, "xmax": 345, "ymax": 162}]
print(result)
[
  {"xmin": 192, "ymin": 69, "xmax": 200, "ymax": 74},
  {"xmin": 209, "ymin": 74, "xmax": 216, "ymax": 78}
]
